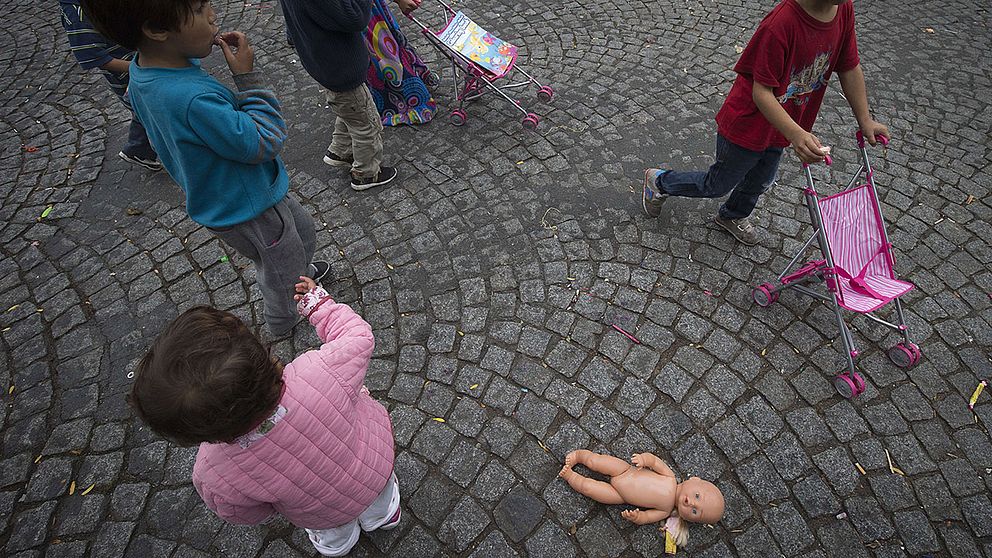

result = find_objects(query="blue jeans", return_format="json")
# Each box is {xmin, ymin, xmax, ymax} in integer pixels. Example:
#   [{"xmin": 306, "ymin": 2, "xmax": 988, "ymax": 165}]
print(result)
[
  {"xmin": 658, "ymin": 134, "xmax": 783, "ymax": 220},
  {"xmin": 118, "ymin": 90, "xmax": 158, "ymax": 161}
]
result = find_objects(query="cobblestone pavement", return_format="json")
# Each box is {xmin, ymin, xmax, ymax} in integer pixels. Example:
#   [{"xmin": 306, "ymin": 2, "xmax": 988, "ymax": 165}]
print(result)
[{"xmin": 2, "ymin": 0, "xmax": 991, "ymax": 556}]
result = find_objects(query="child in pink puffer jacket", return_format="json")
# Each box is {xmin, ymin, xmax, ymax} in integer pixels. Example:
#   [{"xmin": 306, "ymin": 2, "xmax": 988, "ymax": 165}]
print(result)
[{"xmin": 129, "ymin": 276, "xmax": 398, "ymax": 557}]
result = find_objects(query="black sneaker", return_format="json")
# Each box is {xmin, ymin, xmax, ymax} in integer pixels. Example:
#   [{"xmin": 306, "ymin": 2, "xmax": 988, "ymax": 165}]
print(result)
[
  {"xmin": 351, "ymin": 166, "xmax": 397, "ymax": 191},
  {"xmin": 119, "ymin": 151, "xmax": 163, "ymax": 172},
  {"xmin": 308, "ymin": 260, "xmax": 332, "ymax": 284},
  {"xmin": 322, "ymin": 150, "xmax": 353, "ymax": 168}
]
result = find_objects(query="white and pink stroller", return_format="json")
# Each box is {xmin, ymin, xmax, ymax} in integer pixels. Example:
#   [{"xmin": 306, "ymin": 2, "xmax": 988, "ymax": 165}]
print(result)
[
  {"xmin": 751, "ymin": 132, "xmax": 920, "ymax": 399},
  {"xmin": 406, "ymin": 0, "xmax": 553, "ymax": 128}
]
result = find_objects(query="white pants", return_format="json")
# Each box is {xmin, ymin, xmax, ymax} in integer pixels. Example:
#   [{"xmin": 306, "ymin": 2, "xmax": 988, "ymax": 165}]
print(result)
[{"xmin": 305, "ymin": 473, "xmax": 400, "ymax": 557}]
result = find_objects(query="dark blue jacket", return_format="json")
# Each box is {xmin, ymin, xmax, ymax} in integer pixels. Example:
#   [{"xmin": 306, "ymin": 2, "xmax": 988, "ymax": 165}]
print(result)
[{"xmin": 280, "ymin": 0, "xmax": 372, "ymax": 92}]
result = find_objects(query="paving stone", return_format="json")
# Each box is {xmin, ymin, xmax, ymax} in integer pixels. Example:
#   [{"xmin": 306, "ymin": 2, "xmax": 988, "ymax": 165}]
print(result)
[
  {"xmin": 709, "ymin": 415, "xmax": 759, "ymax": 464},
  {"xmin": 524, "ymin": 521, "xmax": 576, "ymax": 558},
  {"xmin": 577, "ymin": 358, "xmax": 624, "ymax": 399},
  {"xmin": 543, "ymin": 379, "xmax": 590, "ymax": 418},
  {"xmin": 111, "ymin": 483, "xmax": 151, "ymax": 520},
  {"xmin": 410, "ymin": 475, "xmax": 459, "ymax": 528},
  {"xmin": 7, "ymin": 501, "xmax": 58, "ymax": 553},
  {"xmin": 578, "ymin": 402, "xmax": 624, "ymax": 443},
  {"xmin": 815, "ymin": 522, "xmax": 869, "ymax": 558},
  {"xmin": 471, "ymin": 460, "xmax": 517, "ymax": 504},
  {"xmin": 732, "ymin": 522, "xmax": 782, "ymax": 558},
  {"xmin": 55, "ymin": 493, "xmax": 108, "ymax": 535},
  {"xmin": 442, "ymin": 441, "xmax": 489, "ymax": 488},
  {"xmin": 90, "ymin": 521, "xmax": 136, "ymax": 557},
  {"xmin": 614, "ymin": 377, "xmax": 655, "ymax": 421},
  {"xmin": 844, "ymin": 495, "xmax": 895, "ymax": 541},
  {"xmin": 438, "ymin": 496, "xmax": 491, "ymax": 553},
  {"xmin": 391, "ymin": 525, "xmax": 442, "ymax": 558},
  {"xmin": 893, "ymin": 510, "xmax": 940, "ymax": 555},
  {"xmin": 575, "ymin": 513, "xmax": 627, "ymax": 558},
  {"xmin": 736, "ymin": 395, "xmax": 783, "ymax": 443},
  {"xmin": 514, "ymin": 393, "xmax": 558, "ymax": 437},
  {"xmin": 467, "ymin": 531, "xmax": 519, "ymax": 558},
  {"xmin": 960, "ymin": 494, "xmax": 992, "ymax": 537},
  {"xmin": 410, "ymin": 418, "xmax": 457, "ymax": 465},
  {"xmin": 867, "ymin": 474, "xmax": 917, "ymax": 512},
  {"xmin": 481, "ymin": 416, "xmax": 524, "ymax": 459},
  {"xmin": 763, "ymin": 502, "xmax": 815, "ymax": 556},
  {"xmin": 24, "ymin": 457, "xmax": 72, "ymax": 501},
  {"xmin": 652, "ymin": 362, "xmax": 695, "ymax": 403},
  {"xmin": 736, "ymin": 455, "xmax": 789, "ymax": 505},
  {"xmin": 494, "ymin": 484, "xmax": 547, "ymax": 543},
  {"xmin": 672, "ymin": 433, "xmax": 726, "ymax": 479},
  {"xmin": 823, "ymin": 400, "xmax": 870, "ymax": 442},
  {"xmin": 812, "ymin": 447, "xmax": 861, "ymax": 496},
  {"xmin": 793, "ymin": 476, "xmax": 841, "ymax": 518},
  {"xmin": 764, "ymin": 432, "xmax": 812, "ymax": 481}
]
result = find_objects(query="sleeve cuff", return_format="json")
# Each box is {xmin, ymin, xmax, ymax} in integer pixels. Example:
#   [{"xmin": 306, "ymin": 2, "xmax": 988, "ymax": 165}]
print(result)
[
  {"xmin": 297, "ymin": 286, "xmax": 332, "ymax": 318},
  {"xmin": 233, "ymin": 70, "xmax": 266, "ymax": 91}
]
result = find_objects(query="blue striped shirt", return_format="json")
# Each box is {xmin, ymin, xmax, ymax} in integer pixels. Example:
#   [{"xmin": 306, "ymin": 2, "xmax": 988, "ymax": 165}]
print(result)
[{"xmin": 59, "ymin": 0, "xmax": 133, "ymax": 96}]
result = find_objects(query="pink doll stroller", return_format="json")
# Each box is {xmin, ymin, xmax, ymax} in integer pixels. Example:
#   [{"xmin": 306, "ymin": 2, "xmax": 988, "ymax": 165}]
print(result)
[
  {"xmin": 751, "ymin": 131, "xmax": 920, "ymax": 399},
  {"xmin": 406, "ymin": 0, "xmax": 554, "ymax": 129}
]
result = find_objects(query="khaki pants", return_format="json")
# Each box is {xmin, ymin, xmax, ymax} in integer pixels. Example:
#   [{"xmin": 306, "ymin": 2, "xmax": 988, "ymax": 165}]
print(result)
[{"xmin": 325, "ymin": 84, "xmax": 383, "ymax": 178}]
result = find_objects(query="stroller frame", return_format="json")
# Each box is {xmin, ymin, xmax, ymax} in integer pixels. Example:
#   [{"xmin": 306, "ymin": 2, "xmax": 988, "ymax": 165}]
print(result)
[
  {"xmin": 407, "ymin": 0, "xmax": 553, "ymax": 128},
  {"xmin": 751, "ymin": 131, "xmax": 922, "ymax": 399}
]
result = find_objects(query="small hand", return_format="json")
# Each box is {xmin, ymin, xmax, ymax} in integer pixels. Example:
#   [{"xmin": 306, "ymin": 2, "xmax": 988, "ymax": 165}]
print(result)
[
  {"xmin": 215, "ymin": 31, "xmax": 255, "ymax": 75},
  {"xmin": 860, "ymin": 119, "xmax": 890, "ymax": 146},
  {"xmin": 790, "ymin": 130, "xmax": 827, "ymax": 164},
  {"xmin": 621, "ymin": 509, "xmax": 642, "ymax": 523},
  {"xmin": 631, "ymin": 453, "xmax": 651, "ymax": 468},
  {"xmin": 394, "ymin": 0, "xmax": 421, "ymax": 14},
  {"xmin": 293, "ymin": 275, "xmax": 317, "ymax": 301}
]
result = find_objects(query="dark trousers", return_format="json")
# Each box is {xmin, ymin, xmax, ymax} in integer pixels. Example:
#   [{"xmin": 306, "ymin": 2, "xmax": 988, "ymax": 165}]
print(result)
[{"xmin": 658, "ymin": 134, "xmax": 784, "ymax": 220}]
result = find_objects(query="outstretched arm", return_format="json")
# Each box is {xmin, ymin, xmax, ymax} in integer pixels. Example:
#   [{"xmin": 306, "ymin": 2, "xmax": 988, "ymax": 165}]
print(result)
[
  {"xmin": 621, "ymin": 508, "xmax": 670, "ymax": 525},
  {"xmin": 632, "ymin": 453, "xmax": 675, "ymax": 477},
  {"xmin": 837, "ymin": 64, "xmax": 889, "ymax": 146}
]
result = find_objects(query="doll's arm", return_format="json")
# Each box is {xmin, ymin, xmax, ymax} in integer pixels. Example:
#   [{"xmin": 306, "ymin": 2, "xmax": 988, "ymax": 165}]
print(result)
[
  {"xmin": 632, "ymin": 453, "xmax": 676, "ymax": 477},
  {"xmin": 621, "ymin": 508, "xmax": 670, "ymax": 525}
]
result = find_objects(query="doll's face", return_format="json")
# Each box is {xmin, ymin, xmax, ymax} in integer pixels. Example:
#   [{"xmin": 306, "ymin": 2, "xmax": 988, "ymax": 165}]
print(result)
[{"xmin": 677, "ymin": 477, "xmax": 725, "ymax": 524}]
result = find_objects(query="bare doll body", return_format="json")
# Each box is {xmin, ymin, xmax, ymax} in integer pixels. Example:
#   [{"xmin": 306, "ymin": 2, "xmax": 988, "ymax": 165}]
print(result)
[{"xmin": 559, "ymin": 449, "xmax": 724, "ymax": 526}]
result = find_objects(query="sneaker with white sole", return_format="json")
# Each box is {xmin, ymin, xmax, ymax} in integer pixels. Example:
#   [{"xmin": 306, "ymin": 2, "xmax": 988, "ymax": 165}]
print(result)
[
  {"xmin": 308, "ymin": 260, "xmax": 332, "ymax": 284},
  {"xmin": 351, "ymin": 166, "xmax": 397, "ymax": 191},
  {"xmin": 322, "ymin": 150, "xmax": 353, "ymax": 168},
  {"xmin": 119, "ymin": 151, "xmax": 163, "ymax": 172},
  {"xmin": 642, "ymin": 167, "xmax": 668, "ymax": 218},
  {"xmin": 714, "ymin": 214, "xmax": 760, "ymax": 246}
]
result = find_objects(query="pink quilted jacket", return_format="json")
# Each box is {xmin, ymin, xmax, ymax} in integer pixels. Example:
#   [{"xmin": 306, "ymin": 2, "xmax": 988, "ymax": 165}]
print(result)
[{"xmin": 192, "ymin": 289, "xmax": 394, "ymax": 529}]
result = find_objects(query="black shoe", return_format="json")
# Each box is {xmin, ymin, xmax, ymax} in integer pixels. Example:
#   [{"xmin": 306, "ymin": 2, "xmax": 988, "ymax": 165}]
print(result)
[
  {"xmin": 323, "ymin": 150, "xmax": 354, "ymax": 168},
  {"xmin": 351, "ymin": 166, "xmax": 397, "ymax": 191},
  {"xmin": 119, "ymin": 151, "xmax": 163, "ymax": 172},
  {"xmin": 308, "ymin": 260, "xmax": 332, "ymax": 284}
]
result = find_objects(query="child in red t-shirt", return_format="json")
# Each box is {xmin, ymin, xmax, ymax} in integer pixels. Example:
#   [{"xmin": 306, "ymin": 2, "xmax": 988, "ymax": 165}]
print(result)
[{"xmin": 642, "ymin": 0, "xmax": 889, "ymax": 246}]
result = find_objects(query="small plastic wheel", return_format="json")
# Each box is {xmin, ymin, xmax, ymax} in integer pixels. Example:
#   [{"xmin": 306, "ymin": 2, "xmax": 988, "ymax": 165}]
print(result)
[
  {"xmin": 887, "ymin": 344, "xmax": 915, "ymax": 369},
  {"xmin": 850, "ymin": 372, "xmax": 866, "ymax": 395},
  {"xmin": 522, "ymin": 113, "xmax": 540, "ymax": 130},
  {"xmin": 537, "ymin": 85, "xmax": 555, "ymax": 102},
  {"xmin": 450, "ymin": 109, "xmax": 467, "ymax": 126},
  {"xmin": 425, "ymin": 71, "xmax": 442, "ymax": 87},
  {"xmin": 751, "ymin": 283, "xmax": 778, "ymax": 307},
  {"xmin": 834, "ymin": 374, "xmax": 858, "ymax": 399},
  {"xmin": 907, "ymin": 342, "xmax": 923, "ymax": 365}
]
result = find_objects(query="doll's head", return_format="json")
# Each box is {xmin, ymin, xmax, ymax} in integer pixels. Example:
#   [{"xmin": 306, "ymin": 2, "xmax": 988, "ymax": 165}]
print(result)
[{"xmin": 676, "ymin": 477, "xmax": 725, "ymax": 524}]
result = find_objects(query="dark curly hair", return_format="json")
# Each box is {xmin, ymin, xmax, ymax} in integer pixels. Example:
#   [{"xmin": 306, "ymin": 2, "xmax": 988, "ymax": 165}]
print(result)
[
  {"xmin": 129, "ymin": 307, "xmax": 284, "ymax": 446},
  {"xmin": 80, "ymin": 0, "xmax": 200, "ymax": 51}
]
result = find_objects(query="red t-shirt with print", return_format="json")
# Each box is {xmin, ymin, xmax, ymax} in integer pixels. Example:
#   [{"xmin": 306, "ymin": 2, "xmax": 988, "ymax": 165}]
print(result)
[{"xmin": 715, "ymin": 0, "xmax": 861, "ymax": 151}]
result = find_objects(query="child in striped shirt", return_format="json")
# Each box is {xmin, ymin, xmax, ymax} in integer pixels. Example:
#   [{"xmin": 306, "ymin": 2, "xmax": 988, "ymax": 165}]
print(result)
[{"xmin": 59, "ymin": 0, "xmax": 162, "ymax": 171}]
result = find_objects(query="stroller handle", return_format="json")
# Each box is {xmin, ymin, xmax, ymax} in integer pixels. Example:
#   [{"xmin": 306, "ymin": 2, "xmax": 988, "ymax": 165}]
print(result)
[
  {"xmin": 802, "ymin": 150, "xmax": 833, "ymax": 169},
  {"xmin": 856, "ymin": 130, "xmax": 890, "ymax": 148}
]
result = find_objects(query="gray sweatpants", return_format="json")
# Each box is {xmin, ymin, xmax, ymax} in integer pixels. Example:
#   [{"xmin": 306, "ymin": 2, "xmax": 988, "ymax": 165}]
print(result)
[{"xmin": 209, "ymin": 195, "xmax": 316, "ymax": 335}]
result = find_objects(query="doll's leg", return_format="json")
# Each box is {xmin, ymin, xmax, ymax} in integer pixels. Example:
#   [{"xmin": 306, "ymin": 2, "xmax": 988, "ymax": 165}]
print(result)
[
  {"xmin": 559, "ymin": 465, "xmax": 625, "ymax": 504},
  {"xmin": 567, "ymin": 450, "xmax": 630, "ymax": 477}
]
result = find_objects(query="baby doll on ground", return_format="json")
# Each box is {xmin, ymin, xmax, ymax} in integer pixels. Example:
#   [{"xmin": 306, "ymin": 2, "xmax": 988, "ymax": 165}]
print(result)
[{"xmin": 559, "ymin": 449, "xmax": 725, "ymax": 545}]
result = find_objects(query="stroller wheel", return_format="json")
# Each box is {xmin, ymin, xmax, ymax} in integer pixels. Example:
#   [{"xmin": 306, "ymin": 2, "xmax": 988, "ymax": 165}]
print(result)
[
  {"xmin": 450, "ymin": 109, "xmax": 467, "ymax": 126},
  {"xmin": 522, "ymin": 113, "xmax": 540, "ymax": 130},
  {"xmin": 833, "ymin": 374, "xmax": 859, "ymax": 399},
  {"xmin": 751, "ymin": 283, "xmax": 778, "ymax": 307},
  {"xmin": 887, "ymin": 343, "xmax": 920, "ymax": 369},
  {"xmin": 537, "ymin": 85, "xmax": 555, "ymax": 102},
  {"xmin": 850, "ymin": 372, "xmax": 866, "ymax": 395},
  {"xmin": 425, "ymin": 71, "xmax": 442, "ymax": 88}
]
